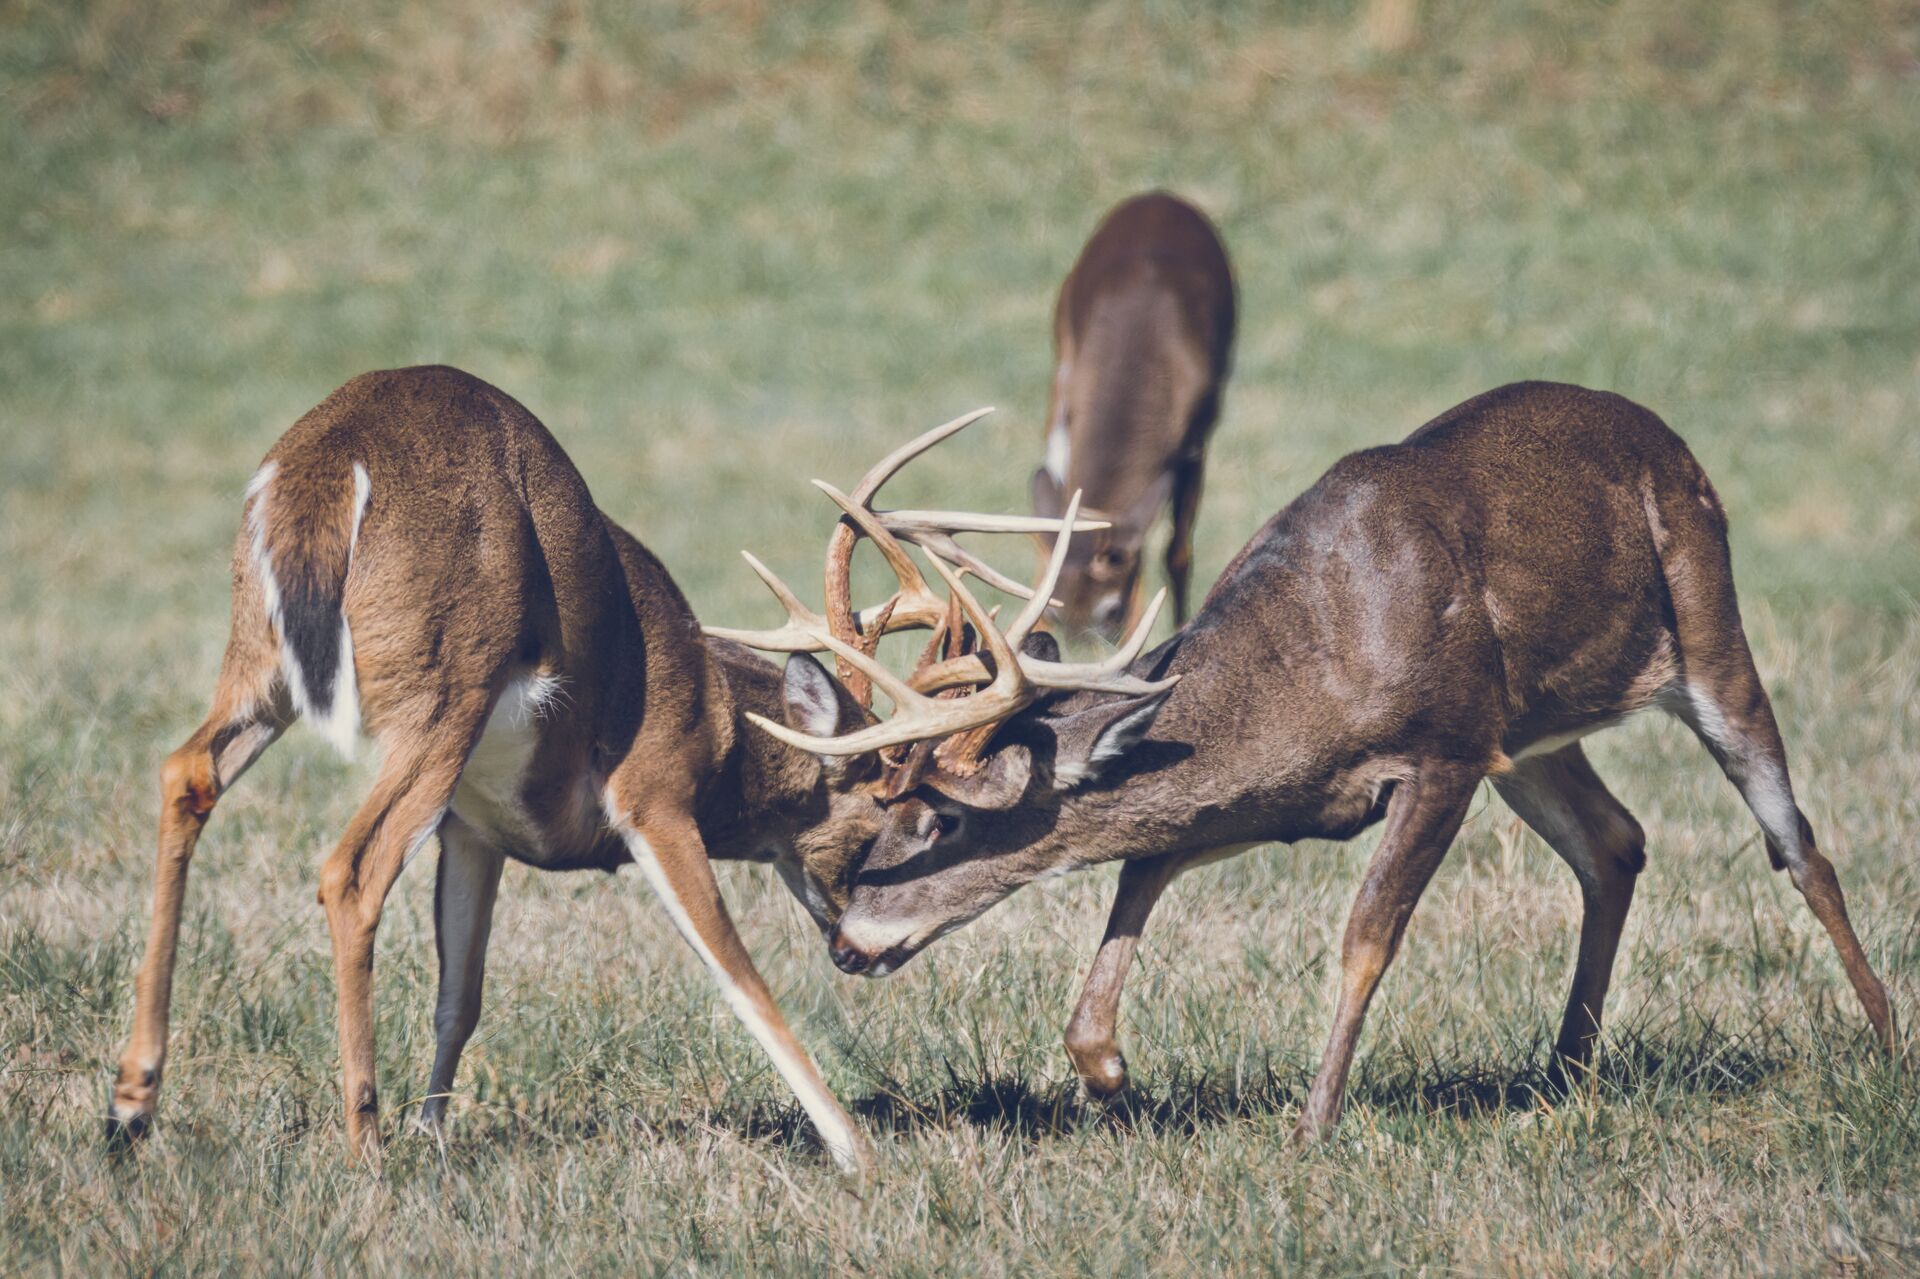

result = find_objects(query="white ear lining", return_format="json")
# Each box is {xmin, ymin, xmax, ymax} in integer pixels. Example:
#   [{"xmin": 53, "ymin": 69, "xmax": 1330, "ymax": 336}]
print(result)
[
  {"xmin": 783, "ymin": 655, "xmax": 845, "ymax": 739},
  {"xmin": 1054, "ymin": 692, "xmax": 1169, "ymax": 790},
  {"xmin": 1087, "ymin": 697, "xmax": 1164, "ymax": 766}
]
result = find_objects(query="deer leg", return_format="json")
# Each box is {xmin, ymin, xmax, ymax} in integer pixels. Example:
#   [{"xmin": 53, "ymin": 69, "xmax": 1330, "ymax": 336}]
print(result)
[
  {"xmin": 108, "ymin": 686, "xmax": 291, "ymax": 1149},
  {"xmin": 1064, "ymin": 852, "xmax": 1187, "ymax": 1100},
  {"xmin": 317, "ymin": 716, "xmax": 483, "ymax": 1163},
  {"xmin": 415, "ymin": 815, "xmax": 505, "ymax": 1134},
  {"xmin": 1654, "ymin": 512, "xmax": 1895, "ymax": 1052},
  {"xmin": 608, "ymin": 799, "xmax": 872, "ymax": 1176},
  {"xmin": 1294, "ymin": 765, "xmax": 1477, "ymax": 1143},
  {"xmin": 1493, "ymin": 744, "xmax": 1646, "ymax": 1091},
  {"xmin": 1164, "ymin": 458, "xmax": 1205, "ymax": 627},
  {"xmin": 1672, "ymin": 667, "xmax": 1895, "ymax": 1052}
]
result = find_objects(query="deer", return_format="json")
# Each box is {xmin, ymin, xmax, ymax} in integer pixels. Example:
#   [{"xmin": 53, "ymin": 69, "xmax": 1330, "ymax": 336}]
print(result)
[
  {"xmin": 104, "ymin": 365, "xmax": 1093, "ymax": 1172},
  {"xmin": 1028, "ymin": 190, "xmax": 1235, "ymax": 640},
  {"xmin": 722, "ymin": 381, "xmax": 1897, "ymax": 1142}
]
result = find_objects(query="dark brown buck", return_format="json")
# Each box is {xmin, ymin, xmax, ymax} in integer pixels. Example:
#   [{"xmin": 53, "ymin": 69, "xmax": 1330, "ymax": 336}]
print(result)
[
  {"xmin": 737, "ymin": 381, "xmax": 1897, "ymax": 1142},
  {"xmin": 1029, "ymin": 190, "xmax": 1235, "ymax": 639},
  {"xmin": 105, "ymin": 368, "xmax": 1079, "ymax": 1170}
]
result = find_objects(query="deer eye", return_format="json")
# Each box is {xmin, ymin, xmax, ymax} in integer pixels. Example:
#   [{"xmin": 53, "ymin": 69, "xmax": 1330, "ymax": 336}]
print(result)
[{"xmin": 922, "ymin": 809, "xmax": 963, "ymax": 843}]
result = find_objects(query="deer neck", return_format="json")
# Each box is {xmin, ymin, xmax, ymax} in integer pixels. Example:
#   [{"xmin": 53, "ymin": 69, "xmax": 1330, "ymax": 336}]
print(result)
[
  {"xmin": 1019, "ymin": 620, "xmax": 1331, "ymax": 872},
  {"xmin": 692, "ymin": 641, "xmax": 831, "ymax": 861}
]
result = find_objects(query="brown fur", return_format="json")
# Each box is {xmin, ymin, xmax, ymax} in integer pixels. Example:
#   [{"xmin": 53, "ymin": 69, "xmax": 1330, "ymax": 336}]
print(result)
[
  {"xmin": 832, "ymin": 381, "xmax": 1895, "ymax": 1140},
  {"xmin": 108, "ymin": 366, "xmax": 879, "ymax": 1171},
  {"xmin": 1030, "ymin": 191, "xmax": 1236, "ymax": 637}
]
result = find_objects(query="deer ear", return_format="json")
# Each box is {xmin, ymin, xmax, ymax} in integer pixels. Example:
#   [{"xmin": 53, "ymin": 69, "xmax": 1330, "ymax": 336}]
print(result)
[
  {"xmin": 1030, "ymin": 466, "xmax": 1066, "ymax": 523},
  {"xmin": 1050, "ymin": 687, "xmax": 1172, "ymax": 789},
  {"xmin": 781, "ymin": 653, "xmax": 877, "ymax": 784},
  {"xmin": 1019, "ymin": 631, "xmax": 1061, "ymax": 663},
  {"xmin": 934, "ymin": 743, "xmax": 1034, "ymax": 811}
]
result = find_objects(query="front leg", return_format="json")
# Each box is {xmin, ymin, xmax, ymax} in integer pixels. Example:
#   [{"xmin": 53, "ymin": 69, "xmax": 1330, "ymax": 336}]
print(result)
[
  {"xmin": 1294, "ymin": 764, "xmax": 1477, "ymax": 1142},
  {"xmin": 1064, "ymin": 853, "xmax": 1187, "ymax": 1099},
  {"xmin": 607, "ymin": 796, "xmax": 872, "ymax": 1177},
  {"xmin": 1163, "ymin": 457, "xmax": 1205, "ymax": 627}
]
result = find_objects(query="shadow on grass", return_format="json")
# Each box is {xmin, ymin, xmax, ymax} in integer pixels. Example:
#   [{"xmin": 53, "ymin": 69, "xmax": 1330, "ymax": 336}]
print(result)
[
  {"xmin": 431, "ymin": 1017, "xmax": 1806, "ymax": 1167},
  {"xmin": 838, "ymin": 1018, "xmax": 1800, "ymax": 1144}
]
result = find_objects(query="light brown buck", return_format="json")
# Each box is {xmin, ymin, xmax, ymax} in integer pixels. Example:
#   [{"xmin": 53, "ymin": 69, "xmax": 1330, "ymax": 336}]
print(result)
[
  {"xmin": 105, "ymin": 367, "xmax": 1083, "ymax": 1170},
  {"xmin": 1029, "ymin": 190, "xmax": 1236, "ymax": 640},
  {"xmin": 729, "ymin": 382, "xmax": 1897, "ymax": 1141}
]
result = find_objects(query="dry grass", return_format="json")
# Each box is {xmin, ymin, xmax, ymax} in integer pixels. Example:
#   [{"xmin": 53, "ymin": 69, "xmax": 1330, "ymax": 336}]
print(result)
[{"xmin": 3, "ymin": 0, "xmax": 1919, "ymax": 1272}]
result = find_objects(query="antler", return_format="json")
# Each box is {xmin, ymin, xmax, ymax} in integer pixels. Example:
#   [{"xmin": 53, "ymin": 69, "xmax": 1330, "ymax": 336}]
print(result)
[
  {"xmin": 703, "ymin": 407, "xmax": 1106, "ymax": 686},
  {"xmin": 731, "ymin": 487, "xmax": 1178, "ymax": 762},
  {"xmin": 706, "ymin": 409, "xmax": 989, "ymax": 657}
]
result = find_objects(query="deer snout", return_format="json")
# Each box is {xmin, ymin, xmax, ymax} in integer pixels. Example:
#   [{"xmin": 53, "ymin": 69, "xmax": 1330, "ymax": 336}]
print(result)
[
  {"xmin": 828, "ymin": 915, "xmax": 924, "ymax": 977},
  {"xmin": 1091, "ymin": 592, "xmax": 1128, "ymax": 635},
  {"xmin": 828, "ymin": 930, "xmax": 873, "ymax": 975}
]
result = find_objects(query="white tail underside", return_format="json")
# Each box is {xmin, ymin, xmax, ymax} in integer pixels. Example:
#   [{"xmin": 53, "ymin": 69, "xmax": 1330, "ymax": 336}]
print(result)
[{"xmin": 244, "ymin": 459, "xmax": 372, "ymax": 759}]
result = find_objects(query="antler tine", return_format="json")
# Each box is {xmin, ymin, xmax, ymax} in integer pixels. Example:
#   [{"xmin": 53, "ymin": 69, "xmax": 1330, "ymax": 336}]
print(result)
[
  {"xmin": 909, "ymin": 655, "xmax": 992, "ymax": 694},
  {"xmin": 1006, "ymin": 489, "xmax": 1081, "ymax": 649},
  {"xmin": 877, "ymin": 510, "xmax": 1105, "ymax": 605},
  {"xmin": 700, "ymin": 551, "xmax": 830, "ymax": 651},
  {"xmin": 881, "ymin": 510, "xmax": 1111, "ymax": 536},
  {"xmin": 847, "ymin": 407, "xmax": 996, "ymax": 503},
  {"xmin": 742, "ymin": 691, "xmax": 1022, "ymax": 758},
  {"xmin": 1019, "ymin": 586, "xmax": 1180, "ymax": 696},
  {"xmin": 823, "ymin": 408, "xmax": 994, "ymax": 704},
  {"xmin": 812, "ymin": 480, "xmax": 946, "ymax": 628},
  {"xmin": 743, "ymin": 550, "xmax": 815, "ymax": 625},
  {"xmin": 808, "ymin": 626, "xmax": 926, "ymax": 713},
  {"xmin": 703, "ymin": 551, "xmax": 919, "ymax": 653},
  {"xmin": 920, "ymin": 546, "xmax": 1028, "ymax": 701},
  {"xmin": 1107, "ymin": 586, "xmax": 1169, "ymax": 670},
  {"xmin": 906, "ymin": 532, "xmax": 1040, "ymax": 600}
]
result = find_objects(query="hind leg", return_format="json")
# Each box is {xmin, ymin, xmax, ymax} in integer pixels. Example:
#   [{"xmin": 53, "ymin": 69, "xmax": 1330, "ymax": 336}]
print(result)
[
  {"xmin": 1670, "ymin": 658, "xmax": 1894, "ymax": 1051},
  {"xmin": 415, "ymin": 815, "xmax": 505, "ymax": 1133},
  {"xmin": 1654, "ymin": 483, "xmax": 1894, "ymax": 1051},
  {"xmin": 316, "ymin": 697, "xmax": 489, "ymax": 1162},
  {"xmin": 1494, "ymin": 744, "xmax": 1647, "ymax": 1089},
  {"xmin": 108, "ymin": 679, "xmax": 294, "ymax": 1147}
]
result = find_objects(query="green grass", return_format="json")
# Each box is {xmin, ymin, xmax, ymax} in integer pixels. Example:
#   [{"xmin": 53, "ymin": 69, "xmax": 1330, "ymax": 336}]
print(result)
[{"xmin": 3, "ymin": 0, "xmax": 1919, "ymax": 1272}]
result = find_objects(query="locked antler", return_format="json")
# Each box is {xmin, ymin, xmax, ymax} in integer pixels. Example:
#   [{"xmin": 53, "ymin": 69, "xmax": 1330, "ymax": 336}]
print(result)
[
  {"xmin": 704, "ymin": 408, "xmax": 1107, "ymax": 703},
  {"xmin": 718, "ymin": 476, "xmax": 1167, "ymax": 768}
]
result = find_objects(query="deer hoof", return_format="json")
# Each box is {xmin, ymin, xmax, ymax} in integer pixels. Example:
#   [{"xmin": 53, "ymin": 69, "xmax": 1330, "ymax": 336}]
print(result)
[
  {"xmin": 103, "ymin": 1107, "xmax": 151, "ymax": 1153},
  {"xmin": 105, "ymin": 1073, "xmax": 157, "ymax": 1153}
]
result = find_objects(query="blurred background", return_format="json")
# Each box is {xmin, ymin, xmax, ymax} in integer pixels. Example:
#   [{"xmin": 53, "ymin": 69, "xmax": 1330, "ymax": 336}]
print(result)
[{"xmin": 3, "ymin": 2, "xmax": 1917, "ymax": 1271}]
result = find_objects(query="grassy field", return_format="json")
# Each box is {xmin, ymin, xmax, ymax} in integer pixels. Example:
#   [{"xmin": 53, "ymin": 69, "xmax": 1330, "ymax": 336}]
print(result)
[{"xmin": 4, "ymin": 0, "xmax": 1919, "ymax": 1272}]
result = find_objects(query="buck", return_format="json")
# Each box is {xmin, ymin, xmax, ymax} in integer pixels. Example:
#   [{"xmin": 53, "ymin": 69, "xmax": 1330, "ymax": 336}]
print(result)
[
  {"xmin": 727, "ymin": 381, "xmax": 1896, "ymax": 1141},
  {"xmin": 1029, "ymin": 190, "xmax": 1235, "ymax": 639},
  {"xmin": 104, "ymin": 366, "xmax": 1088, "ymax": 1170}
]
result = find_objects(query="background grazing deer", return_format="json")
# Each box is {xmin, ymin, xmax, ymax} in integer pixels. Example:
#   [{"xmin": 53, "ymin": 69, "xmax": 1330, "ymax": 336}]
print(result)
[
  {"xmin": 105, "ymin": 367, "xmax": 1078, "ymax": 1171},
  {"xmin": 1029, "ymin": 190, "xmax": 1235, "ymax": 640},
  {"xmin": 730, "ymin": 382, "xmax": 1897, "ymax": 1142}
]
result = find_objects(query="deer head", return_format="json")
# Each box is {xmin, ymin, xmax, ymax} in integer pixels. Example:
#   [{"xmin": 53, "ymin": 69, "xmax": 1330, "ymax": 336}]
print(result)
[
  {"xmin": 706, "ymin": 409, "xmax": 1138, "ymax": 927},
  {"xmin": 716, "ymin": 447, "xmax": 1178, "ymax": 972},
  {"xmin": 1030, "ymin": 469, "xmax": 1174, "ymax": 641}
]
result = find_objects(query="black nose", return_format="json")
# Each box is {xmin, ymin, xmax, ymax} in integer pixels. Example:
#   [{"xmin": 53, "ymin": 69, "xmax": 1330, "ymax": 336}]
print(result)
[{"xmin": 829, "ymin": 932, "xmax": 871, "ymax": 975}]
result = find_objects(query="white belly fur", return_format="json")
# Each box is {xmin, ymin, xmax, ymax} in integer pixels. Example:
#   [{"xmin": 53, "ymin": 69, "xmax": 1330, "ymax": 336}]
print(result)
[
  {"xmin": 450, "ymin": 672, "xmax": 563, "ymax": 850},
  {"xmin": 1510, "ymin": 716, "xmax": 1625, "ymax": 763}
]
